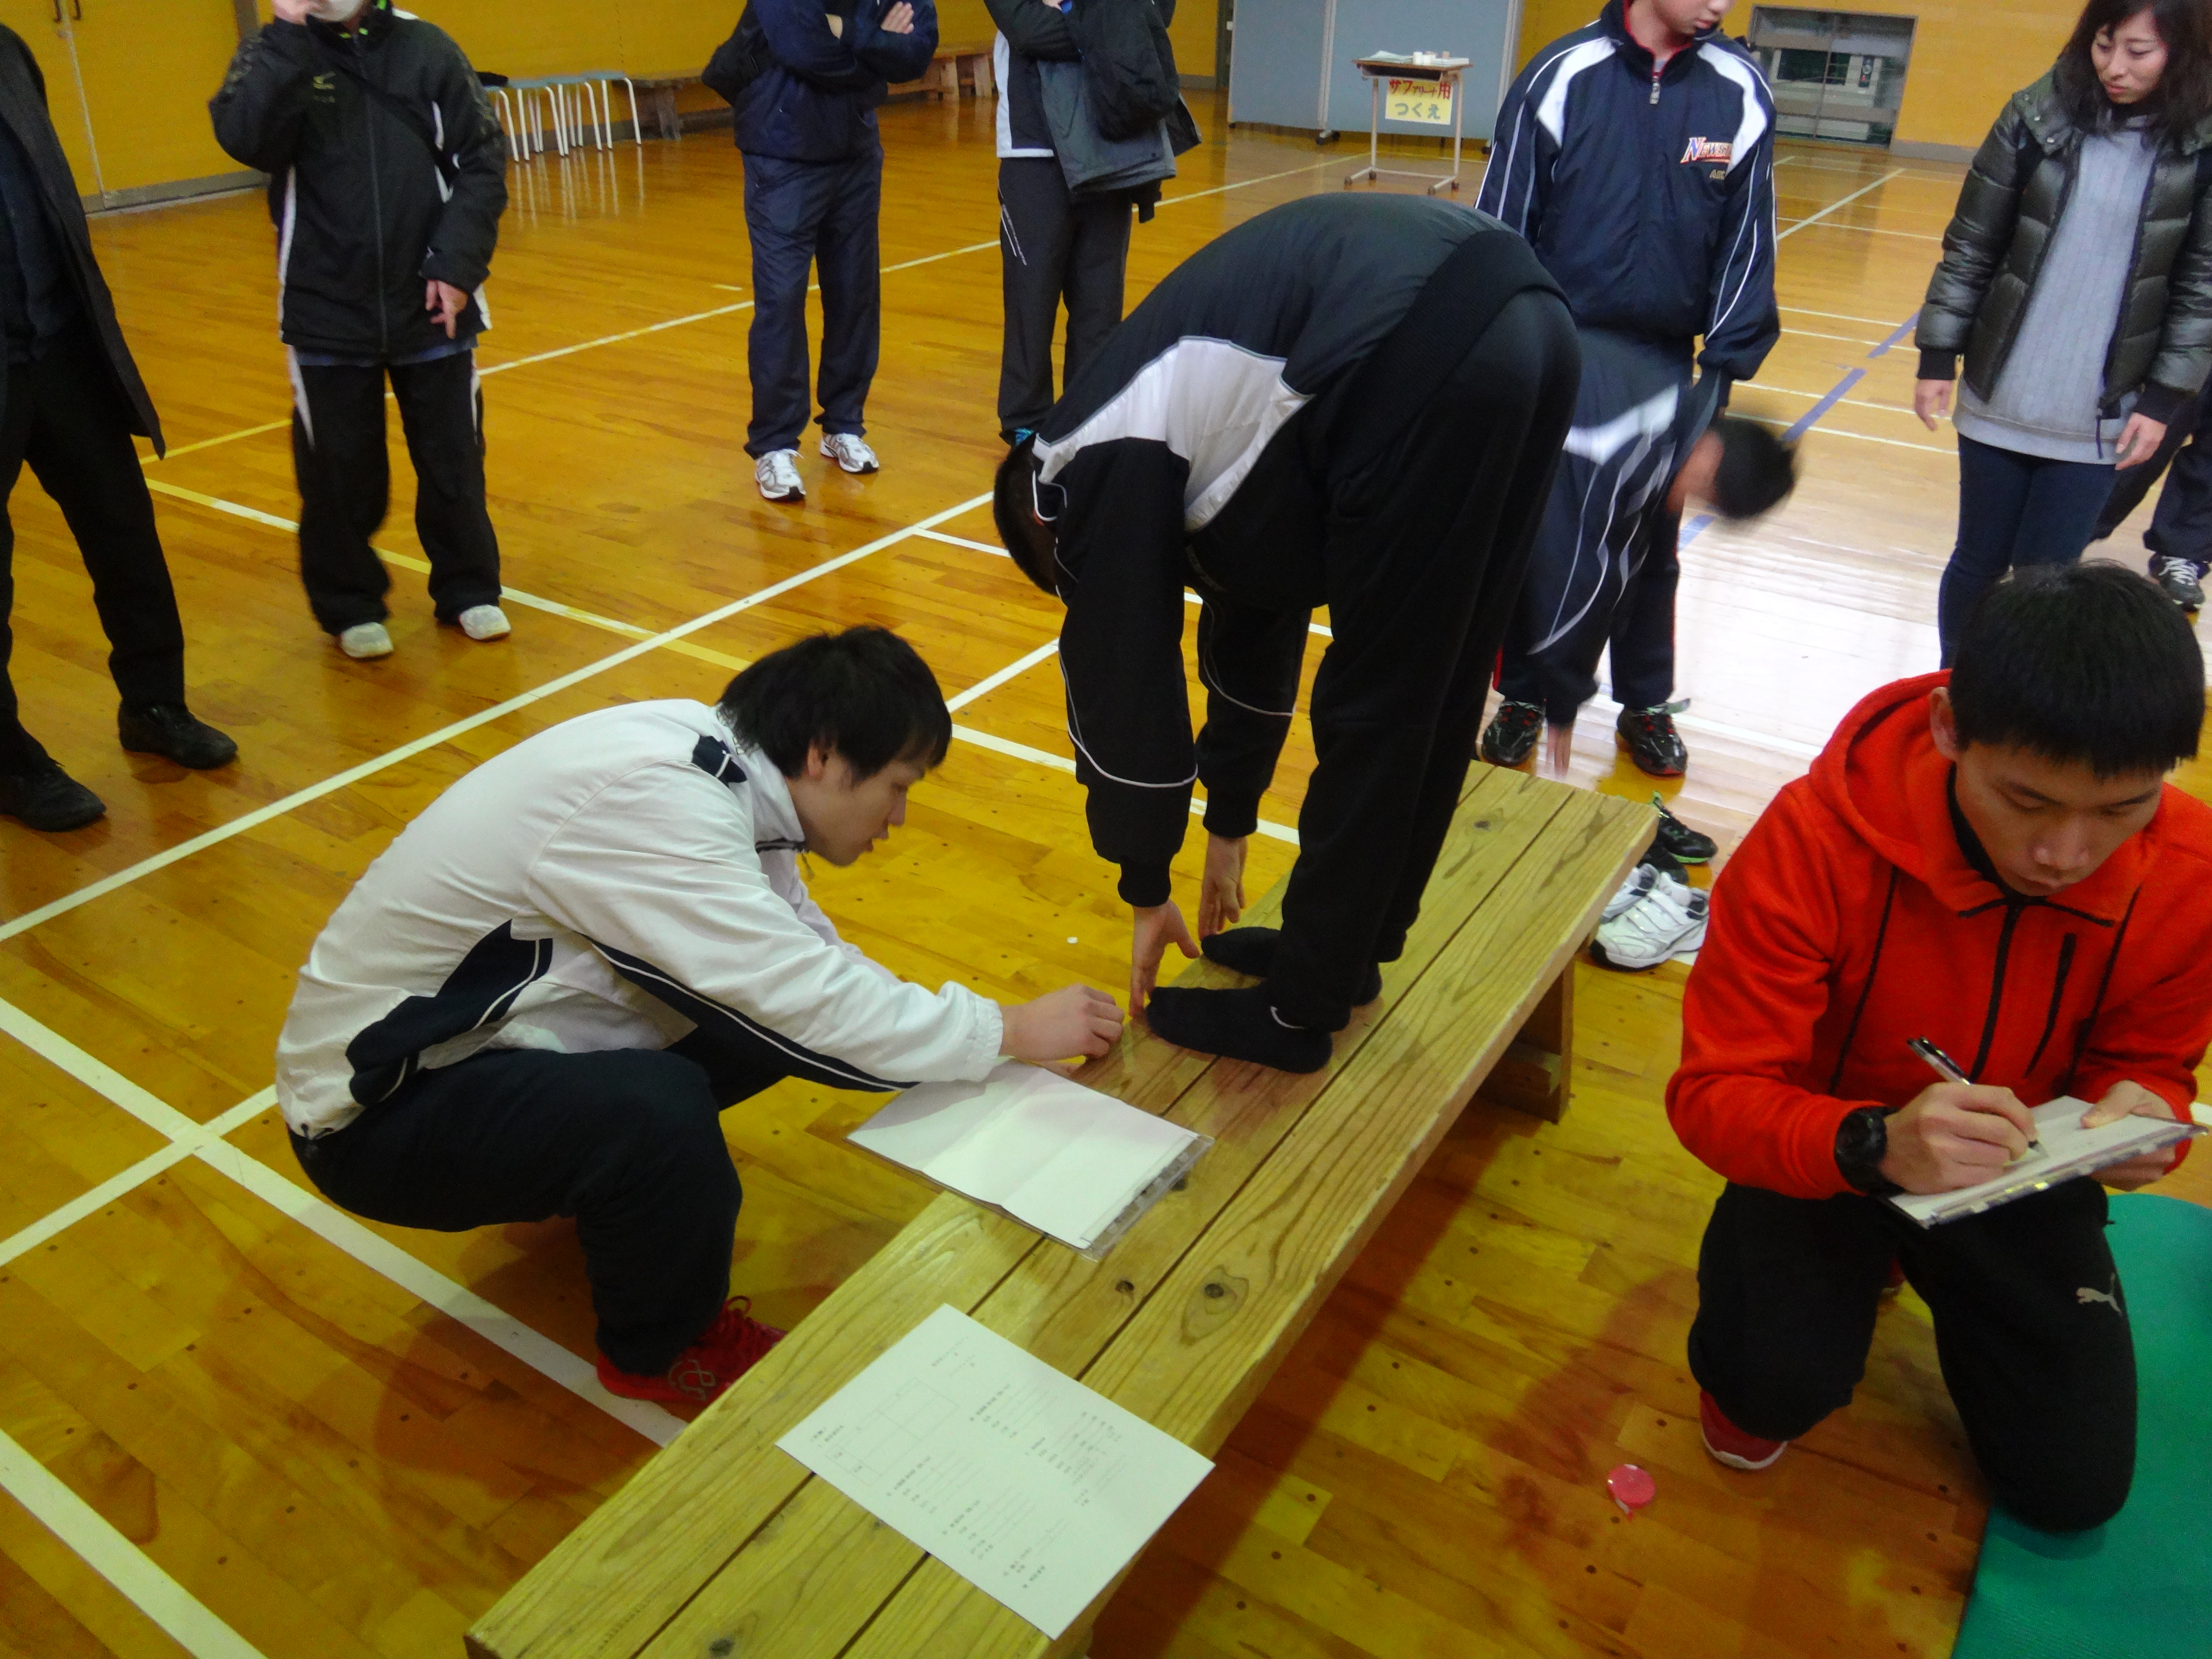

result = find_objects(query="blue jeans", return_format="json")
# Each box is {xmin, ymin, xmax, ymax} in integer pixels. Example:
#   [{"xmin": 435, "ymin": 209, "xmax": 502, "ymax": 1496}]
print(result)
[
  {"xmin": 742, "ymin": 141, "xmax": 883, "ymax": 457},
  {"xmin": 1938, "ymin": 435, "xmax": 2114, "ymax": 663}
]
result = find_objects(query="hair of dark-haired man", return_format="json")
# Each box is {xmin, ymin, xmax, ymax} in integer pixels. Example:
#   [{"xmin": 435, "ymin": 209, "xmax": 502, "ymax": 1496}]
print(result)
[
  {"xmin": 994, "ymin": 438, "xmax": 1059, "ymax": 596},
  {"xmin": 2056, "ymin": 0, "xmax": 2212, "ymax": 143},
  {"xmin": 1707, "ymin": 417, "xmax": 1798, "ymax": 521},
  {"xmin": 717, "ymin": 626, "xmax": 953, "ymax": 780},
  {"xmin": 1951, "ymin": 561, "xmax": 2204, "ymax": 778}
]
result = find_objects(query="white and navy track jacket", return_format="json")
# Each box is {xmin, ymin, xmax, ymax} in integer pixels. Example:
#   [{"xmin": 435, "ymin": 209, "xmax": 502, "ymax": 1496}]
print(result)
[
  {"xmin": 1477, "ymin": 0, "xmax": 1778, "ymax": 385},
  {"xmin": 1029, "ymin": 193, "xmax": 1558, "ymax": 908},
  {"xmin": 1505, "ymin": 329, "xmax": 1722, "ymax": 723},
  {"xmin": 274, "ymin": 700, "xmax": 1003, "ymax": 1139}
]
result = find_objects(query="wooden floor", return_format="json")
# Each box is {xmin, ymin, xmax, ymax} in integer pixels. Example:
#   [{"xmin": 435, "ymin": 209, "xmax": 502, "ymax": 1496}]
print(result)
[{"xmin": 0, "ymin": 93, "xmax": 2206, "ymax": 1659}]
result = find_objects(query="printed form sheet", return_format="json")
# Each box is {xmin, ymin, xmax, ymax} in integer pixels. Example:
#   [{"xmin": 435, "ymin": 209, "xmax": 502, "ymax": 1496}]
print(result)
[{"xmin": 775, "ymin": 1304, "xmax": 1214, "ymax": 1637}]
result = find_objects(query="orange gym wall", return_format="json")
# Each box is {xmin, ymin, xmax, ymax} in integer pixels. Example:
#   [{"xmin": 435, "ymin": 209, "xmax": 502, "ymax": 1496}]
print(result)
[{"xmin": 1514, "ymin": 0, "xmax": 2092, "ymax": 154}]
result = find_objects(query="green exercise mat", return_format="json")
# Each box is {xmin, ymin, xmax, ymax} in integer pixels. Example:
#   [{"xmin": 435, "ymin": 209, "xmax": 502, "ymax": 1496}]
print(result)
[{"xmin": 1953, "ymin": 1193, "xmax": 2212, "ymax": 1659}]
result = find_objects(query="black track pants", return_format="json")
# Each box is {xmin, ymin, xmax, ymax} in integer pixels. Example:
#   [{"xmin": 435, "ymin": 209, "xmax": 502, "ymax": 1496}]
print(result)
[
  {"xmin": 291, "ymin": 350, "xmax": 503, "ymax": 634},
  {"xmin": 996, "ymin": 156, "xmax": 1131, "ymax": 440},
  {"xmin": 1688, "ymin": 1178, "xmax": 2136, "ymax": 1532}
]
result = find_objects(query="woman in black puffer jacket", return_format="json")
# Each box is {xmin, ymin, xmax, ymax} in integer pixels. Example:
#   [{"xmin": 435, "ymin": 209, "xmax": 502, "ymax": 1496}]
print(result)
[{"xmin": 1914, "ymin": 0, "xmax": 2212, "ymax": 661}]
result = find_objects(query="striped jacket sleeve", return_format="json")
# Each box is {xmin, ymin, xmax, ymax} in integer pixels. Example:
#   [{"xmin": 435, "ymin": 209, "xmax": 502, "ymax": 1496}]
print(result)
[
  {"xmin": 1476, "ymin": 54, "xmax": 1556, "ymax": 240},
  {"xmin": 1699, "ymin": 94, "xmax": 1781, "ymax": 384}
]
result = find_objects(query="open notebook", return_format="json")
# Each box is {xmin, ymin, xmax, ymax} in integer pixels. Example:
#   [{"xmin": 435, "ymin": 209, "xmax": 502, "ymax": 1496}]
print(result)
[
  {"xmin": 848, "ymin": 1063, "xmax": 1208, "ymax": 1256},
  {"xmin": 1886, "ymin": 1096, "xmax": 2205, "ymax": 1227}
]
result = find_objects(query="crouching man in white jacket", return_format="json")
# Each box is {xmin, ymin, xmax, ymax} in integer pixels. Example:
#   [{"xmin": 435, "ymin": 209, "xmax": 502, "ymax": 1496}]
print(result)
[{"xmin": 274, "ymin": 626, "xmax": 1121, "ymax": 1405}]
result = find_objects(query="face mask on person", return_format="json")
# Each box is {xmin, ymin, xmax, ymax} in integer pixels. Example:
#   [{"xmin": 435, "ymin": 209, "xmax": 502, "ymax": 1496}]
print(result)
[{"xmin": 309, "ymin": 0, "xmax": 370, "ymax": 21}]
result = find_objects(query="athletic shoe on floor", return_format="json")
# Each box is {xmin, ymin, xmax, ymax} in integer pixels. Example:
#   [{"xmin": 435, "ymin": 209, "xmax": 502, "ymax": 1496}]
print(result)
[
  {"xmin": 119, "ymin": 703, "xmax": 238, "ymax": 769},
  {"xmin": 1651, "ymin": 794, "xmax": 1718, "ymax": 863},
  {"xmin": 756, "ymin": 449, "xmax": 805, "ymax": 502},
  {"xmin": 1590, "ymin": 871, "xmax": 1707, "ymax": 971},
  {"xmin": 820, "ymin": 431, "xmax": 880, "ymax": 474},
  {"xmin": 1701, "ymin": 1389, "xmax": 1788, "ymax": 1472},
  {"xmin": 1639, "ymin": 840, "xmax": 1687, "ymax": 886},
  {"xmin": 2150, "ymin": 554, "xmax": 2205, "ymax": 611},
  {"xmin": 1480, "ymin": 699, "xmax": 1543, "ymax": 766},
  {"xmin": 1617, "ymin": 706, "xmax": 1688, "ymax": 776},
  {"xmin": 457, "ymin": 604, "xmax": 511, "ymax": 642},
  {"xmin": 1601, "ymin": 864, "xmax": 1659, "ymax": 922},
  {"xmin": 338, "ymin": 621, "xmax": 394, "ymax": 660},
  {"xmin": 0, "ymin": 759, "xmax": 105, "ymax": 832},
  {"xmin": 596, "ymin": 1296, "xmax": 786, "ymax": 1405}
]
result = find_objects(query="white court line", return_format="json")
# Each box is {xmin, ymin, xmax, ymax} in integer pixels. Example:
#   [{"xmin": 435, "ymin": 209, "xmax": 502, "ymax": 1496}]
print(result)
[
  {"xmin": 1776, "ymin": 169, "xmax": 1905, "ymax": 242},
  {"xmin": 951, "ymin": 722, "xmax": 1299, "ymax": 846},
  {"xmin": 947, "ymin": 641, "xmax": 1060, "ymax": 712},
  {"xmin": 1781, "ymin": 305, "xmax": 1917, "ymax": 328},
  {"xmin": 0, "ymin": 1429, "xmax": 267, "ymax": 1659},
  {"xmin": 0, "ymin": 492, "xmax": 989, "ymax": 945},
  {"xmin": 0, "ymin": 992, "xmax": 686, "ymax": 1446},
  {"xmin": 143, "ymin": 479, "xmax": 669, "ymax": 645},
  {"xmin": 1786, "ymin": 221, "xmax": 1941, "ymax": 242}
]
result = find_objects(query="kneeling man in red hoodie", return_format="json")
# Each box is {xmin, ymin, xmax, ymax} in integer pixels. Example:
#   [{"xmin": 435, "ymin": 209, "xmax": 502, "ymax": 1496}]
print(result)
[{"xmin": 1668, "ymin": 562, "xmax": 2212, "ymax": 1532}]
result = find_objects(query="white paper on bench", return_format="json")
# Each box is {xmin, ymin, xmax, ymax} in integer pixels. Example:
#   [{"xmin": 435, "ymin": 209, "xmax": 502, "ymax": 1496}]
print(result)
[
  {"xmin": 849, "ymin": 1061, "xmax": 1199, "ymax": 1248},
  {"xmin": 776, "ymin": 1303, "xmax": 1213, "ymax": 1638}
]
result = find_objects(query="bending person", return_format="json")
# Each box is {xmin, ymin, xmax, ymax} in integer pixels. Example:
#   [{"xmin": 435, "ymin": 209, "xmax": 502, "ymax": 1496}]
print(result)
[
  {"xmin": 275, "ymin": 628, "xmax": 1122, "ymax": 1406},
  {"xmin": 994, "ymin": 194, "xmax": 1580, "ymax": 1073},
  {"xmin": 1483, "ymin": 331, "xmax": 1798, "ymax": 773}
]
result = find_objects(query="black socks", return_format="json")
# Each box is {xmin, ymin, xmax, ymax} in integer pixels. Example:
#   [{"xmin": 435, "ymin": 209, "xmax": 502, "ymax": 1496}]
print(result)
[
  {"xmin": 1146, "ymin": 984, "xmax": 1331, "ymax": 1074},
  {"xmin": 1199, "ymin": 927, "xmax": 1382, "ymax": 1007}
]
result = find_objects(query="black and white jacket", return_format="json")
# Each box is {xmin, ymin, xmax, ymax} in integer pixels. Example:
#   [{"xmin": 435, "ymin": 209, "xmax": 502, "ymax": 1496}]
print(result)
[
  {"xmin": 1029, "ymin": 193, "xmax": 1538, "ymax": 907},
  {"xmin": 275, "ymin": 701, "xmax": 1003, "ymax": 1138}
]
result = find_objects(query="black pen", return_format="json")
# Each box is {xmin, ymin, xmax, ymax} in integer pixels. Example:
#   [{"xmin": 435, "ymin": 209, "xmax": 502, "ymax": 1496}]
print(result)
[{"xmin": 1908, "ymin": 1036, "xmax": 2041, "ymax": 1152}]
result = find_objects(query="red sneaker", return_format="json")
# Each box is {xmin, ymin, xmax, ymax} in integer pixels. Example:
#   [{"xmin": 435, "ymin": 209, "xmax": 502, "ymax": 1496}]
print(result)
[
  {"xmin": 596, "ymin": 1296, "xmax": 786, "ymax": 1405},
  {"xmin": 1700, "ymin": 1390, "xmax": 1788, "ymax": 1472}
]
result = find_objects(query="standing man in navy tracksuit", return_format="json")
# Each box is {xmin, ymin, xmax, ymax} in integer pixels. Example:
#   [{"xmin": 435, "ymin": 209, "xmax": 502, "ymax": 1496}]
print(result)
[
  {"xmin": 1478, "ymin": 0, "xmax": 1779, "ymax": 778},
  {"xmin": 731, "ymin": 0, "xmax": 937, "ymax": 505}
]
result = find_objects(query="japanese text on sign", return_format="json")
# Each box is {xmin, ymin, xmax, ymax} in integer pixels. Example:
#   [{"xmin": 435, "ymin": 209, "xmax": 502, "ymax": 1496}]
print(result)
[{"xmin": 1387, "ymin": 77, "xmax": 1454, "ymax": 126}]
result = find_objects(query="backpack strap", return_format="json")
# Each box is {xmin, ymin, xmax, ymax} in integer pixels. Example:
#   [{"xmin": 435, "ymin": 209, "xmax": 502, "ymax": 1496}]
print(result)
[{"xmin": 309, "ymin": 37, "xmax": 461, "ymax": 190}]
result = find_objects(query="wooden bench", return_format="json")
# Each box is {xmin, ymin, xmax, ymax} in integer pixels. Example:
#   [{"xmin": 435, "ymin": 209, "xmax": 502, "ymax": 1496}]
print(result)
[
  {"xmin": 467, "ymin": 769, "xmax": 1650, "ymax": 1659},
  {"xmin": 920, "ymin": 39, "xmax": 996, "ymax": 100},
  {"xmin": 628, "ymin": 72, "xmax": 703, "ymax": 141}
]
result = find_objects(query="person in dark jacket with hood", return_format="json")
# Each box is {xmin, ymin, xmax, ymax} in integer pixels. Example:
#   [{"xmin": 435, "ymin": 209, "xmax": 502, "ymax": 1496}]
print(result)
[
  {"xmin": 0, "ymin": 23, "xmax": 237, "ymax": 834},
  {"xmin": 729, "ymin": 0, "xmax": 936, "ymax": 504},
  {"xmin": 993, "ymin": 195, "xmax": 1579, "ymax": 1074},
  {"xmin": 1479, "ymin": 0, "xmax": 1778, "ymax": 781},
  {"xmin": 1915, "ymin": 0, "xmax": 2212, "ymax": 662},
  {"xmin": 211, "ymin": 0, "xmax": 510, "ymax": 664}
]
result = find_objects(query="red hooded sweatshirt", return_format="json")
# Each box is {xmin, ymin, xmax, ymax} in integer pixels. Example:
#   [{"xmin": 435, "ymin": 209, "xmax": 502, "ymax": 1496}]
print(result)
[{"xmin": 1668, "ymin": 671, "xmax": 2212, "ymax": 1200}]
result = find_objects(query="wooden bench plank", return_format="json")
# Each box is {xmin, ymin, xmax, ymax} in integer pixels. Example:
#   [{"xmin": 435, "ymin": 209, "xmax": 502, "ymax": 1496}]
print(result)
[
  {"xmin": 473, "ymin": 769, "xmax": 1549, "ymax": 1659},
  {"xmin": 624, "ymin": 779, "xmax": 1646, "ymax": 1659},
  {"xmin": 834, "ymin": 786, "xmax": 1651, "ymax": 1658}
]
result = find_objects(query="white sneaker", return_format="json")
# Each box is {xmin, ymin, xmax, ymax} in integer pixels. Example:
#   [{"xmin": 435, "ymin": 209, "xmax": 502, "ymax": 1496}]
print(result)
[
  {"xmin": 1601, "ymin": 864, "xmax": 1659, "ymax": 922},
  {"xmin": 756, "ymin": 449, "xmax": 805, "ymax": 501},
  {"xmin": 338, "ymin": 622, "xmax": 393, "ymax": 660},
  {"xmin": 820, "ymin": 431, "xmax": 879, "ymax": 474},
  {"xmin": 1590, "ymin": 872, "xmax": 1708, "ymax": 971},
  {"xmin": 457, "ymin": 604, "xmax": 511, "ymax": 641}
]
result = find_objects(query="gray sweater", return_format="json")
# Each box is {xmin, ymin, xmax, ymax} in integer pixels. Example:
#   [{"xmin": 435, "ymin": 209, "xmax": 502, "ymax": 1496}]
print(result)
[{"xmin": 1956, "ymin": 123, "xmax": 2159, "ymax": 463}]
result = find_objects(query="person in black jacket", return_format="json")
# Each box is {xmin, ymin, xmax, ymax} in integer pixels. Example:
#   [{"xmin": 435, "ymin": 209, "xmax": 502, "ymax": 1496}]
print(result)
[
  {"xmin": 730, "ymin": 0, "xmax": 937, "ymax": 504},
  {"xmin": 211, "ymin": 0, "xmax": 509, "ymax": 663},
  {"xmin": 1478, "ymin": 0, "xmax": 1778, "ymax": 779},
  {"xmin": 989, "ymin": 0, "xmax": 1167, "ymax": 443},
  {"xmin": 0, "ymin": 24, "xmax": 236, "ymax": 834},
  {"xmin": 992, "ymin": 196, "xmax": 1579, "ymax": 1073}
]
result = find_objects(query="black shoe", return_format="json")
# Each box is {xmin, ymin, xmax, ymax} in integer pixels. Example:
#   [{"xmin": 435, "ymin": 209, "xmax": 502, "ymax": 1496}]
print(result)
[
  {"xmin": 1651, "ymin": 794, "xmax": 1718, "ymax": 864},
  {"xmin": 1480, "ymin": 699, "xmax": 1543, "ymax": 766},
  {"xmin": 2150, "ymin": 554, "xmax": 2205, "ymax": 611},
  {"xmin": 1617, "ymin": 707, "xmax": 1687, "ymax": 777},
  {"xmin": 1639, "ymin": 840, "xmax": 1687, "ymax": 885},
  {"xmin": 0, "ymin": 759, "xmax": 106, "ymax": 831},
  {"xmin": 119, "ymin": 703, "xmax": 238, "ymax": 769}
]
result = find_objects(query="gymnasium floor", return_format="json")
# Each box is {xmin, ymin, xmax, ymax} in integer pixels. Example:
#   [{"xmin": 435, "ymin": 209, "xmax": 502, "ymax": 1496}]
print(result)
[{"xmin": 1, "ymin": 90, "xmax": 2207, "ymax": 1659}]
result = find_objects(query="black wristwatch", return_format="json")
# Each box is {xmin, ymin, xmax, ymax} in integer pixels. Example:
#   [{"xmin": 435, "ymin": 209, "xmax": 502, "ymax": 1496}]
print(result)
[{"xmin": 1835, "ymin": 1106, "xmax": 1900, "ymax": 1195}]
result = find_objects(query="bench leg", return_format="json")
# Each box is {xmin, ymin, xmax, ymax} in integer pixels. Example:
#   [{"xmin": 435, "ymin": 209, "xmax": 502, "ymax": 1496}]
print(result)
[
  {"xmin": 645, "ymin": 84, "xmax": 680, "ymax": 141},
  {"xmin": 1477, "ymin": 966, "xmax": 1573, "ymax": 1123},
  {"xmin": 962, "ymin": 51, "xmax": 995, "ymax": 99}
]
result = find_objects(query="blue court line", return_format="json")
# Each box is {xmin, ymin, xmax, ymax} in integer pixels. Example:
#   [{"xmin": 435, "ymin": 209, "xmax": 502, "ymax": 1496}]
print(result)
[{"xmin": 1680, "ymin": 304, "xmax": 1920, "ymax": 553}]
